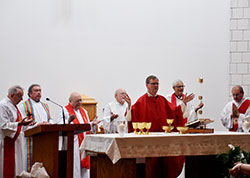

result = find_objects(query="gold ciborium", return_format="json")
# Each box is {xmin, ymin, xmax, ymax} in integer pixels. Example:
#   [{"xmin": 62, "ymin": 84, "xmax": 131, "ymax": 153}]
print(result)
[
  {"xmin": 162, "ymin": 126, "xmax": 174, "ymax": 133},
  {"xmin": 145, "ymin": 122, "xmax": 152, "ymax": 135},
  {"xmin": 132, "ymin": 122, "xmax": 138, "ymax": 134},
  {"xmin": 177, "ymin": 126, "xmax": 188, "ymax": 134},
  {"xmin": 138, "ymin": 122, "xmax": 146, "ymax": 135}
]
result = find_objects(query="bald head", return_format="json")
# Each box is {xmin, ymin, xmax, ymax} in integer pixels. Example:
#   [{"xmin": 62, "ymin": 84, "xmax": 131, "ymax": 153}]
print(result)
[
  {"xmin": 69, "ymin": 92, "xmax": 82, "ymax": 110},
  {"xmin": 115, "ymin": 88, "xmax": 126, "ymax": 105},
  {"xmin": 232, "ymin": 85, "xmax": 244, "ymax": 103}
]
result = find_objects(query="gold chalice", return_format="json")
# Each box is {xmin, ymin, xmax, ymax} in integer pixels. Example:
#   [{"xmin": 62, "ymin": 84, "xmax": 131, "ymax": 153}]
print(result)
[
  {"xmin": 138, "ymin": 122, "xmax": 146, "ymax": 135},
  {"xmin": 177, "ymin": 126, "xmax": 189, "ymax": 134},
  {"xmin": 145, "ymin": 122, "xmax": 152, "ymax": 135},
  {"xmin": 166, "ymin": 119, "xmax": 174, "ymax": 127},
  {"xmin": 132, "ymin": 122, "xmax": 138, "ymax": 134},
  {"xmin": 162, "ymin": 126, "xmax": 174, "ymax": 133}
]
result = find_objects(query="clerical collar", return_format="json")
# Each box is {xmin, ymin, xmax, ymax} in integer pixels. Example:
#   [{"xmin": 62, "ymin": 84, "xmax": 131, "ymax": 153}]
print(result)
[
  {"xmin": 175, "ymin": 94, "xmax": 182, "ymax": 100},
  {"xmin": 147, "ymin": 92, "xmax": 158, "ymax": 97}
]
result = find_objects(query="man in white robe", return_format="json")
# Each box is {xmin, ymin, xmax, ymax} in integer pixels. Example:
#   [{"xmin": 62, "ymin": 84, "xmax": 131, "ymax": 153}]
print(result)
[
  {"xmin": 166, "ymin": 79, "xmax": 204, "ymax": 124},
  {"xmin": 58, "ymin": 92, "xmax": 100, "ymax": 178},
  {"xmin": 103, "ymin": 88, "xmax": 131, "ymax": 133},
  {"xmin": 221, "ymin": 85, "xmax": 250, "ymax": 132},
  {"xmin": 19, "ymin": 84, "xmax": 51, "ymax": 172},
  {"xmin": 19, "ymin": 84, "xmax": 51, "ymax": 125},
  {"xmin": 0, "ymin": 85, "xmax": 34, "ymax": 177}
]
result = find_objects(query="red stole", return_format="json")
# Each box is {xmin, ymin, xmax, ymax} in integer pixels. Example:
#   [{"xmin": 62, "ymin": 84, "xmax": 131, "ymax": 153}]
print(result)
[
  {"xmin": 65, "ymin": 104, "xmax": 90, "ymax": 169},
  {"xmin": 128, "ymin": 93, "xmax": 184, "ymax": 178},
  {"xmin": 230, "ymin": 99, "xmax": 250, "ymax": 132},
  {"xmin": 171, "ymin": 93, "xmax": 187, "ymax": 124},
  {"xmin": 3, "ymin": 107, "xmax": 22, "ymax": 178}
]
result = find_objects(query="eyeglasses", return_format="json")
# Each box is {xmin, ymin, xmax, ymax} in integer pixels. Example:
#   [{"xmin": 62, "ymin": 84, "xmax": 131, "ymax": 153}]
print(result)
[
  {"xmin": 175, "ymin": 85, "xmax": 185, "ymax": 88},
  {"xmin": 149, "ymin": 83, "xmax": 159, "ymax": 86}
]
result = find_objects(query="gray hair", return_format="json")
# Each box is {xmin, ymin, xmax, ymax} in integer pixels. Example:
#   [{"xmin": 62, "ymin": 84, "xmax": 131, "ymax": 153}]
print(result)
[
  {"xmin": 146, "ymin": 75, "xmax": 158, "ymax": 84},
  {"xmin": 172, "ymin": 79, "xmax": 183, "ymax": 87},
  {"xmin": 114, "ymin": 88, "xmax": 125, "ymax": 97},
  {"xmin": 8, "ymin": 85, "xmax": 23, "ymax": 95}
]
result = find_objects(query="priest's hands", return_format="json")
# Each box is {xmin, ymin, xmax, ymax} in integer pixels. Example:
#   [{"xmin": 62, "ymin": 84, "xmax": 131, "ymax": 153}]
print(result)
[
  {"xmin": 183, "ymin": 93, "xmax": 195, "ymax": 105},
  {"xmin": 124, "ymin": 93, "xmax": 131, "ymax": 109},
  {"xmin": 18, "ymin": 117, "xmax": 36, "ymax": 126},
  {"xmin": 195, "ymin": 102, "xmax": 204, "ymax": 113},
  {"xmin": 92, "ymin": 116, "xmax": 101, "ymax": 125},
  {"xmin": 68, "ymin": 114, "xmax": 76, "ymax": 123},
  {"xmin": 37, "ymin": 121, "xmax": 51, "ymax": 126},
  {"xmin": 110, "ymin": 112, "xmax": 119, "ymax": 122},
  {"xmin": 231, "ymin": 103, "xmax": 240, "ymax": 119}
]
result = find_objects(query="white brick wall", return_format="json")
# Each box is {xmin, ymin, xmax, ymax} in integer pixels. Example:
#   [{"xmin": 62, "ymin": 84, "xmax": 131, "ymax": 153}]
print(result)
[{"xmin": 230, "ymin": 0, "xmax": 250, "ymax": 97}]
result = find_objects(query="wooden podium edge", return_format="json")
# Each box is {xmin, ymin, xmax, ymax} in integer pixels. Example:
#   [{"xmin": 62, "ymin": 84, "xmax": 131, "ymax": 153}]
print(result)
[{"xmin": 25, "ymin": 124, "xmax": 91, "ymax": 137}]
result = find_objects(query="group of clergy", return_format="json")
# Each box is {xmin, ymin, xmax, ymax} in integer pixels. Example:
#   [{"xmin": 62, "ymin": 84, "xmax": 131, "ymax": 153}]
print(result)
[{"xmin": 0, "ymin": 75, "xmax": 249, "ymax": 178}]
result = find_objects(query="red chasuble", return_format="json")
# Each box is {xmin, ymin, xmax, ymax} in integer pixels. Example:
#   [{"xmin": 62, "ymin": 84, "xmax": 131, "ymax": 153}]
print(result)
[
  {"xmin": 171, "ymin": 93, "xmax": 187, "ymax": 124},
  {"xmin": 230, "ymin": 99, "xmax": 250, "ymax": 132},
  {"xmin": 65, "ymin": 104, "xmax": 90, "ymax": 169},
  {"xmin": 128, "ymin": 93, "xmax": 184, "ymax": 132},
  {"xmin": 128, "ymin": 93, "xmax": 184, "ymax": 178}
]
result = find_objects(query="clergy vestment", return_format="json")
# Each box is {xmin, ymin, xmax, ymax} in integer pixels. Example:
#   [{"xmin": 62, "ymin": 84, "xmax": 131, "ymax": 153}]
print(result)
[
  {"xmin": 19, "ymin": 98, "xmax": 51, "ymax": 124},
  {"xmin": 0, "ymin": 98, "xmax": 27, "ymax": 177},
  {"xmin": 221, "ymin": 98, "xmax": 250, "ymax": 132},
  {"xmin": 58, "ymin": 105, "xmax": 94, "ymax": 178},
  {"xmin": 103, "ymin": 101, "xmax": 128, "ymax": 133},
  {"xmin": 166, "ymin": 93, "xmax": 198, "ymax": 124},
  {"xmin": 19, "ymin": 98, "xmax": 51, "ymax": 171},
  {"xmin": 128, "ymin": 93, "xmax": 184, "ymax": 178}
]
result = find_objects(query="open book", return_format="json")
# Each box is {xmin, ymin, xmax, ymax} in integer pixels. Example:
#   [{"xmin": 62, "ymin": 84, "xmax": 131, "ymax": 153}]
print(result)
[{"xmin": 185, "ymin": 118, "xmax": 214, "ymax": 128}]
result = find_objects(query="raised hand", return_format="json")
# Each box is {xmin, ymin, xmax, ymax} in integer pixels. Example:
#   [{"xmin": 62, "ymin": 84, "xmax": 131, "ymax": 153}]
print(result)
[
  {"xmin": 124, "ymin": 93, "xmax": 131, "ymax": 109},
  {"xmin": 183, "ymin": 93, "xmax": 195, "ymax": 105}
]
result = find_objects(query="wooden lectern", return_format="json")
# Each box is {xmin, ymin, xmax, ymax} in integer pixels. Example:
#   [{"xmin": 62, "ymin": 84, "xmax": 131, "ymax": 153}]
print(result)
[{"xmin": 25, "ymin": 124, "xmax": 90, "ymax": 178}]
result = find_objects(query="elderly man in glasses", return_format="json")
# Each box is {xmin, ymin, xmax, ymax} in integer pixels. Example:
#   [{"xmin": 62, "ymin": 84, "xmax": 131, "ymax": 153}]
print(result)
[
  {"xmin": 166, "ymin": 79, "xmax": 204, "ymax": 124},
  {"xmin": 126, "ymin": 75, "xmax": 193, "ymax": 178},
  {"xmin": 221, "ymin": 85, "xmax": 250, "ymax": 132}
]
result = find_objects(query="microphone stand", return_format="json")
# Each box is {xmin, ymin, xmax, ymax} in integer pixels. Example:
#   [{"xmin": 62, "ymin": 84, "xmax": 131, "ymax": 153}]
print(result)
[
  {"xmin": 46, "ymin": 97, "xmax": 68, "ymax": 177},
  {"xmin": 46, "ymin": 98, "xmax": 65, "ymax": 124}
]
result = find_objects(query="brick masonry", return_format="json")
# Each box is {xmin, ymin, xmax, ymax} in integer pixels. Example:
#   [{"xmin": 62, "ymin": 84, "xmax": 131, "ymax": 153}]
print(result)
[{"xmin": 230, "ymin": 0, "xmax": 250, "ymax": 97}]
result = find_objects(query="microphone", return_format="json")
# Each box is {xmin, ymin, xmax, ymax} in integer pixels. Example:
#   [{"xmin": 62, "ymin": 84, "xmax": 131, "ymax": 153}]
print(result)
[{"xmin": 46, "ymin": 97, "xmax": 65, "ymax": 124}]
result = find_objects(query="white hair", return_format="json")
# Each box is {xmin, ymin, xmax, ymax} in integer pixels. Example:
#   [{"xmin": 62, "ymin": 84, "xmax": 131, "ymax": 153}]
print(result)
[
  {"xmin": 8, "ymin": 85, "xmax": 23, "ymax": 95},
  {"xmin": 172, "ymin": 79, "xmax": 183, "ymax": 87}
]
